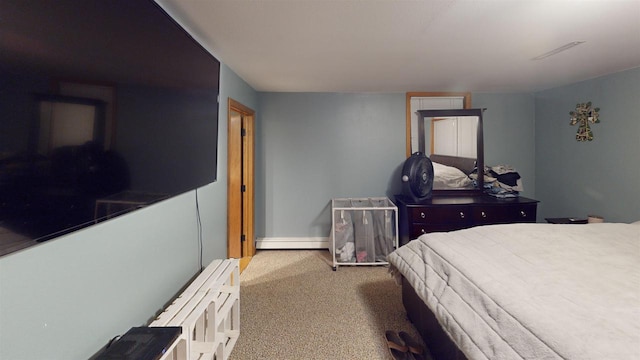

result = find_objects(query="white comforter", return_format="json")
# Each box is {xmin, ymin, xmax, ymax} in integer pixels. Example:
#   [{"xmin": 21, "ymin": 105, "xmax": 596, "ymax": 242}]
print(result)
[{"xmin": 387, "ymin": 223, "xmax": 640, "ymax": 360}]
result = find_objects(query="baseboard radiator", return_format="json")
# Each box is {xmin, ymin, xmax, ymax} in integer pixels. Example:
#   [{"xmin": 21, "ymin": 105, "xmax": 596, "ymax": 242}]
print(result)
[
  {"xmin": 152, "ymin": 259, "xmax": 240, "ymax": 360},
  {"xmin": 256, "ymin": 237, "xmax": 329, "ymax": 249}
]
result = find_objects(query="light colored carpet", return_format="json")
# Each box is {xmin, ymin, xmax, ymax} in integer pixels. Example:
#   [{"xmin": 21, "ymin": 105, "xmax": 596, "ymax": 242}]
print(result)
[{"xmin": 228, "ymin": 250, "xmax": 429, "ymax": 360}]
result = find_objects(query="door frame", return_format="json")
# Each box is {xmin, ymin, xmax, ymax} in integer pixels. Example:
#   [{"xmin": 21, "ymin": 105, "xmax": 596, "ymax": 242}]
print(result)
[{"xmin": 227, "ymin": 98, "xmax": 255, "ymax": 272}]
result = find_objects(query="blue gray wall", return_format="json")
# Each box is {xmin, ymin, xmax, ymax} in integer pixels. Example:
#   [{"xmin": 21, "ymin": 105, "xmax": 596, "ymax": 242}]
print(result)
[
  {"xmin": 534, "ymin": 67, "xmax": 640, "ymax": 223},
  {"xmin": 0, "ymin": 64, "xmax": 257, "ymax": 360},
  {"xmin": 255, "ymin": 93, "xmax": 407, "ymax": 238}
]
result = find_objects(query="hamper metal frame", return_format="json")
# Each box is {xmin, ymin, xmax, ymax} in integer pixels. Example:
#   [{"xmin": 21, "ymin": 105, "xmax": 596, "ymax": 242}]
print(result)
[{"xmin": 330, "ymin": 197, "xmax": 399, "ymax": 271}]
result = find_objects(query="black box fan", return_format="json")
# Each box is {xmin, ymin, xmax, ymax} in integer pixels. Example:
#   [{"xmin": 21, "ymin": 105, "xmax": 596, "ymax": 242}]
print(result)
[{"xmin": 401, "ymin": 152, "xmax": 434, "ymax": 202}]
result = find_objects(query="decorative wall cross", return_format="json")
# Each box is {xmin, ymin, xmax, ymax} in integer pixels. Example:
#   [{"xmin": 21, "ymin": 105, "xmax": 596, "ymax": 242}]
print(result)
[{"xmin": 569, "ymin": 101, "xmax": 600, "ymax": 141}]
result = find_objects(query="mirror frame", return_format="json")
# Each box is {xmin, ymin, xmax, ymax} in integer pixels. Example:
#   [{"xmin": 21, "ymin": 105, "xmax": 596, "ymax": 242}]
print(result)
[{"xmin": 416, "ymin": 108, "xmax": 484, "ymax": 196}]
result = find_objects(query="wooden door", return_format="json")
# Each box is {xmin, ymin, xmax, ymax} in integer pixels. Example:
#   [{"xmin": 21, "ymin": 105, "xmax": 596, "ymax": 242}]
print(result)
[{"xmin": 227, "ymin": 98, "xmax": 255, "ymax": 272}]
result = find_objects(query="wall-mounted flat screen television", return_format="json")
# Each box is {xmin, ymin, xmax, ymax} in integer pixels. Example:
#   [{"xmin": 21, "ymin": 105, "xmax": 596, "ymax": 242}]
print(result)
[{"xmin": 0, "ymin": 0, "xmax": 220, "ymax": 256}]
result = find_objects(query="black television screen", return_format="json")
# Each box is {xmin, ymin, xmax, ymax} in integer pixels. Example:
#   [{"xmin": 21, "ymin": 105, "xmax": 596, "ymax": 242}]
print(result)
[{"xmin": 0, "ymin": 0, "xmax": 220, "ymax": 256}]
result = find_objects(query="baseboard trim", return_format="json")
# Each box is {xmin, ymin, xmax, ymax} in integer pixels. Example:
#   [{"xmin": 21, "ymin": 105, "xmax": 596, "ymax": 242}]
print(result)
[{"xmin": 256, "ymin": 237, "xmax": 329, "ymax": 250}]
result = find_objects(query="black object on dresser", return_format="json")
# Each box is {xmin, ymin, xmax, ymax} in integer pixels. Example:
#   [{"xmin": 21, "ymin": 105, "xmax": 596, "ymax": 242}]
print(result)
[{"xmin": 395, "ymin": 195, "xmax": 539, "ymax": 246}]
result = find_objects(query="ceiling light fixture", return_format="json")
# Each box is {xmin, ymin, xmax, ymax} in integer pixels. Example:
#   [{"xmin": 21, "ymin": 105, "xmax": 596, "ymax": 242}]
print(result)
[{"xmin": 532, "ymin": 41, "xmax": 585, "ymax": 60}]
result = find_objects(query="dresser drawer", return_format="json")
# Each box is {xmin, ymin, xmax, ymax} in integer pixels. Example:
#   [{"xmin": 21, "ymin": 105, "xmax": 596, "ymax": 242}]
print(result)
[
  {"xmin": 410, "ymin": 223, "xmax": 470, "ymax": 238},
  {"xmin": 472, "ymin": 206, "xmax": 516, "ymax": 224},
  {"xmin": 409, "ymin": 206, "xmax": 471, "ymax": 225},
  {"xmin": 472, "ymin": 204, "xmax": 537, "ymax": 224},
  {"xmin": 508, "ymin": 204, "xmax": 537, "ymax": 223}
]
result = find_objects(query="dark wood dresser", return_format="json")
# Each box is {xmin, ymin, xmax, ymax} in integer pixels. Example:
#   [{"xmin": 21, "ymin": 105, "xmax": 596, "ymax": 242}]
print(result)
[{"xmin": 395, "ymin": 195, "xmax": 539, "ymax": 246}]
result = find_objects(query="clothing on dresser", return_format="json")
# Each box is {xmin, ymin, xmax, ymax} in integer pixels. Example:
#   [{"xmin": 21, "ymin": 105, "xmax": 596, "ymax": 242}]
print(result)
[{"xmin": 483, "ymin": 165, "xmax": 524, "ymax": 197}]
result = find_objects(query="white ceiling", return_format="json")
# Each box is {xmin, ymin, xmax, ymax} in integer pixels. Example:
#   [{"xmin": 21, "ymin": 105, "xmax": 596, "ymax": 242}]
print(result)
[{"xmin": 157, "ymin": 0, "xmax": 640, "ymax": 93}]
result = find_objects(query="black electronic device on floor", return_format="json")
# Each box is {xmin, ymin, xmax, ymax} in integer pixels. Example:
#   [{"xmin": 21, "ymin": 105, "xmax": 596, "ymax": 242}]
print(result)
[{"xmin": 95, "ymin": 326, "xmax": 181, "ymax": 360}]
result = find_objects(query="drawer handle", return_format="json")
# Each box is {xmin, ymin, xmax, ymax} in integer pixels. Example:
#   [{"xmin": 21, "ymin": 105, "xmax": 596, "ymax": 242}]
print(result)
[
  {"xmin": 481, "ymin": 211, "xmax": 487, "ymax": 218},
  {"xmin": 459, "ymin": 212, "xmax": 465, "ymax": 219},
  {"xmin": 420, "ymin": 212, "xmax": 426, "ymax": 219},
  {"xmin": 520, "ymin": 210, "xmax": 527, "ymax": 218},
  {"xmin": 421, "ymin": 228, "xmax": 426, "ymax": 234}
]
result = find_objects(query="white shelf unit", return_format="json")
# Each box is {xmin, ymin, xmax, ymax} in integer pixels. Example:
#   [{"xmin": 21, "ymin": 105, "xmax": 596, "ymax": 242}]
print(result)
[
  {"xmin": 152, "ymin": 259, "xmax": 240, "ymax": 360},
  {"xmin": 330, "ymin": 197, "xmax": 398, "ymax": 271}
]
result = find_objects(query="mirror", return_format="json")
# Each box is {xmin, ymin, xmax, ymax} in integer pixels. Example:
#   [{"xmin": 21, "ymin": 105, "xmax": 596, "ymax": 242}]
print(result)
[{"xmin": 414, "ymin": 108, "xmax": 484, "ymax": 194}]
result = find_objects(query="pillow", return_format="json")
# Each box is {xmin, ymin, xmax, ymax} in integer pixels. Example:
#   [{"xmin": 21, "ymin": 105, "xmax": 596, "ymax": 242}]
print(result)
[{"xmin": 432, "ymin": 162, "xmax": 473, "ymax": 188}]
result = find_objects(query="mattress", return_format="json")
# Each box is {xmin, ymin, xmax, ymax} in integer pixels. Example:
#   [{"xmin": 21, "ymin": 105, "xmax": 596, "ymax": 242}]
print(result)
[{"xmin": 387, "ymin": 223, "xmax": 640, "ymax": 360}]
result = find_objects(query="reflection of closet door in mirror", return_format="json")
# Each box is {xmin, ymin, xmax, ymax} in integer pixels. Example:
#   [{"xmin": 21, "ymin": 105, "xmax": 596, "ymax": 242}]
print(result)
[
  {"xmin": 457, "ymin": 116, "xmax": 478, "ymax": 157},
  {"xmin": 431, "ymin": 116, "xmax": 478, "ymax": 158},
  {"xmin": 432, "ymin": 117, "xmax": 457, "ymax": 155}
]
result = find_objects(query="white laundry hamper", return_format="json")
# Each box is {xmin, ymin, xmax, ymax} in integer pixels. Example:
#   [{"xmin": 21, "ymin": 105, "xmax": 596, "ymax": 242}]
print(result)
[{"xmin": 330, "ymin": 197, "xmax": 398, "ymax": 271}]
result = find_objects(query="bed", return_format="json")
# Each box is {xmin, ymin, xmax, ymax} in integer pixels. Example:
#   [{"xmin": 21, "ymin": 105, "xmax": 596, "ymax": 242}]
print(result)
[{"xmin": 387, "ymin": 222, "xmax": 640, "ymax": 360}]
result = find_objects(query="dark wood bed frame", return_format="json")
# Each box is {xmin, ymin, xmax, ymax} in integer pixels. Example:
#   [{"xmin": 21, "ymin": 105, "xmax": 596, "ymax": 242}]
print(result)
[{"xmin": 402, "ymin": 277, "xmax": 468, "ymax": 360}]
